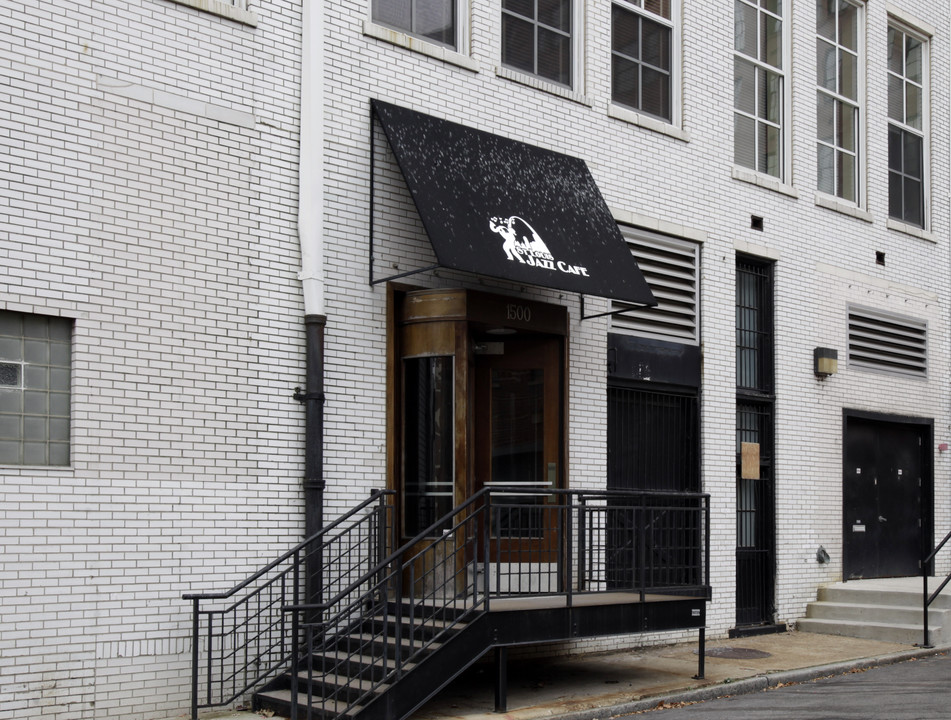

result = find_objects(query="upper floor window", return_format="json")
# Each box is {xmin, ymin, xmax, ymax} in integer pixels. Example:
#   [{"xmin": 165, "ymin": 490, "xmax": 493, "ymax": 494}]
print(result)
[
  {"xmin": 0, "ymin": 311, "xmax": 72, "ymax": 466},
  {"xmin": 887, "ymin": 22, "xmax": 928, "ymax": 228},
  {"xmin": 502, "ymin": 0, "xmax": 572, "ymax": 87},
  {"xmin": 611, "ymin": 0, "xmax": 676, "ymax": 123},
  {"xmin": 372, "ymin": 0, "xmax": 457, "ymax": 49},
  {"xmin": 816, "ymin": 0, "xmax": 862, "ymax": 204},
  {"xmin": 733, "ymin": 0, "xmax": 785, "ymax": 179}
]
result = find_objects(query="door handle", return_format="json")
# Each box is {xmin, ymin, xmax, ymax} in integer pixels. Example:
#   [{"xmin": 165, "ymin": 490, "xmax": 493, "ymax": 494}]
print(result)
[{"xmin": 878, "ymin": 515, "xmax": 888, "ymax": 523}]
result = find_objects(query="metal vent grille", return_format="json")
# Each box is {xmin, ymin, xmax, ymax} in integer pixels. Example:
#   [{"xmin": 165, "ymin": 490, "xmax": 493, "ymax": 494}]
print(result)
[
  {"xmin": 848, "ymin": 307, "xmax": 927, "ymax": 377},
  {"xmin": 612, "ymin": 228, "xmax": 699, "ymax": 343}
]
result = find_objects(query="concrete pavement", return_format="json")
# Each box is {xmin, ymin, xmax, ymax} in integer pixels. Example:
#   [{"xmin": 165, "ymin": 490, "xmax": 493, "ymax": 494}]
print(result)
[{"xmin": 180, "ymin": 630, "xmax": 948, "ymax": 720}]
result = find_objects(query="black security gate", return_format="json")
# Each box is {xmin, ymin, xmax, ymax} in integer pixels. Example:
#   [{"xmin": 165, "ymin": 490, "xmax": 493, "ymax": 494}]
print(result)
[
  {"xmin": 735, "ymin": 258, "xmax": 775, "ymax": 627},
  {"xmin": 843, "ymin": 414, "xmax": 931, "ymax": 579}
]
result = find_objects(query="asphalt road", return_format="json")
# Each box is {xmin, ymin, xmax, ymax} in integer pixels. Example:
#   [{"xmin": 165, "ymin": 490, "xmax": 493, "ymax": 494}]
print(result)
[{"xmin": 640, "ymin": 651, "xmax": 951, "ymax": 719}]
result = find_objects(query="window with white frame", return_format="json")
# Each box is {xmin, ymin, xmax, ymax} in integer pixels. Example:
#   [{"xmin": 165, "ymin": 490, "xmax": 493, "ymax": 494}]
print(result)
[
  {"xmin": 887, "ymin": 21, "xmax": 928, "ymax": 228},
  {"xmin": 611, "ymin": 0, "xmax": 676, "ymax": 123},
  {"xmin": 612, "ymin": 227, "xmax": 699, "ymax": 344},
  {"xmin": 501, "ymin": 0, "xmax": 573, "ymax": 87},
  {"xmin": 373, "ymin": 0, "xmax": 457, "ymax": 49},
  {"xmin": 0, "ymin": 311, "xmax": 72, "ymax": 466},
  {"xmin": 734, "ymin": 0, "xmax": 785, "ymax": 179},
  {"xmin": 816, "ymin": 0, "xmax": 862, "ymax": 204}
]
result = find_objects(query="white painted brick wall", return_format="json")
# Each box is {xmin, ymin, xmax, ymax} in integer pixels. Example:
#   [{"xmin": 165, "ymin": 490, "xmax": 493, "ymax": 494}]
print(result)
[{"xmin": 3, "ymin": 0, "xmax": 950, "ymax": 717}]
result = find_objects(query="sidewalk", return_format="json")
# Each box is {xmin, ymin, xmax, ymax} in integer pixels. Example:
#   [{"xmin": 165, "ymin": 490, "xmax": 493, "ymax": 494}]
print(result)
[{"xmin": 193, "ymin": 630, "xmax": 946, "ymax": 720}]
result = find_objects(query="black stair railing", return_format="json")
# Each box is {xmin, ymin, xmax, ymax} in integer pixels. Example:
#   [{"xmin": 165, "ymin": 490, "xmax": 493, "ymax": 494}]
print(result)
[
  {"xmin": 921, "ymin": 527, "xmax": 951, "ymax": 648},
  {"xmin": 182, "ymin": 490, "xmax": 396, "ymax": 720},
  {"xmin": 282, "ymin": 488, "xmax": 710, "ymax": 720}
]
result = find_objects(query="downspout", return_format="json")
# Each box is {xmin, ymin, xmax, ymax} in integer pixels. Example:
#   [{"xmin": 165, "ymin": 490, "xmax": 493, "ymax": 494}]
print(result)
[{"xmin": 298, "ymin": 0, "xmax": 326, "ymax": 558}]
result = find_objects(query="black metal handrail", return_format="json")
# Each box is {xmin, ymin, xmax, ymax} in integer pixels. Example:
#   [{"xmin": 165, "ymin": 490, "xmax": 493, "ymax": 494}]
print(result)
[
  {"xmin": 182, "ymin": 489, "xmax": 396, "ymax": 720},
  {"xmin": 284, "ymin": 487, "xmax": 710, "ymax": 720},
  {"xmin": 921, "ymin": 527, "xmax": 951, "ymax": 648}
]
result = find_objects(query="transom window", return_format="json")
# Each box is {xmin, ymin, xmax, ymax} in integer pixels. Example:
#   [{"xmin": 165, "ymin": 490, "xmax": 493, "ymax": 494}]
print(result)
[
  {"xmin": 611, "ymin": 0, "xmax": 674, "ymax": 122},
  {"xmin": 816, "ymin": 0, "xmax": 862, "ymax": 204},
  {"xmin": 887, "ymin": 22, "xmax": 927, "ymax": 228},
  {"xmin": 733, "ymin": 0, "xmax": 785, "ymax": 179},
  {"xmin": 501, "ymin": 0, "xmax": 573, "ymax": 87},
  {"xmin": 0, "ymin": 311, "xmax": 72, "ymax": 466},
  {"xmin": 372, "ymin": 0, "xmax": 456, "ymax": 49}
]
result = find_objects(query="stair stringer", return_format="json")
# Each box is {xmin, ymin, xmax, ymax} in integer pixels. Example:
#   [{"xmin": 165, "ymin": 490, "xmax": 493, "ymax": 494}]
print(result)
[{"xmin": 354, "ymin": 611, "xmax": 494, "ymax": 720}]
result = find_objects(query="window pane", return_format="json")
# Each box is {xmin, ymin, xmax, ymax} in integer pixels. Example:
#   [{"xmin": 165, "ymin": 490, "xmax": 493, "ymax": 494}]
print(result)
[
  {"xmin": 906, "ymin": 36, "xmax": 922, "ymax": 83},
  {"xmin": 888, "ymin": 170, "xmax": 903, "ymax": 217},
  {"xmin": 735, "ymin": 114, "xmax": 756, "ymax": 169},
  {"xmin": 537, "ymin": 27, "xmax": 571, "ymax": 85},
  {"xmin": 373, "ymin": 0, "xmax": 410, "ymax": 26},
  {"xmin": 642, "ymin": 17, "xmax": 670, "ymax": 71},
  {"xmin": 837, "ymin": 150, "xmax": 856, "ymax": 202},
  {"xmin": 887, "ymin": 27, "xmax": 903, "ymax": 74},
  {"xmin": 538, "ymin": 0, "xmax": 569, "ymax": 32},
  {"xmin": 0, "ymin": 363, "xmax": 19, "ymax": 387},
  {"xmin": 906, "ymin": 84, "xmax": 921, "ymax": 130},
  {"xmin": 816, "ymin": 39, "xmax": 836, "ymax": 90},
  {"xmin": 837, "ymin": 100, "xmax": 855, "ymax": 152},
  {"xmin": 903, "ymin": 132, "xmax": 922, "ymax": 179},
  {"xmin": 23, "ymin": 442, "xmax": 46, "ymax": 465},
  {"xmin": 49, "ymin": 417, "xmax": 69, "ymax": 442},
  {"xmin": 22, "ymin": 316, "xmax": 47, "ymax": 339},
  {"xmin": 887, "ymin": 74, "xmax": 904, "ymax": 121},
  {"xmin": 0, "ymin": 415, "xmax": 20, "ymax": 441},
  {"xmin": 0, "ymin": 441, "xmax": 19, "ymax": 464},
  {"xmin": 24, "ymin": 416, "xmax": 47, "ymax": 442},
  {"xmin": 817, "ymin": 91, "xmax": 835, "ymax": 143},
  {"xmin": 24, "ymin": 366, "xmax": 48, "ymax": 390},
  {"xmin": 50, "ymin": 342, "xmax": 70, "ymax": 366},
  {"xmin": 817, "ymin": 143, "xmax": 835, "ymax": 194},
  {"xmin": 612, "ymin": 56, "xmax": 639, "ymax": 108},
  {"xmin": 903, "ymin": 178, "xmax": 922, "ymax": 227},
  {"xmin": 761, "ymin": 14, "xmax": 782, "ymax": 69},
  {"xmin": 0, "ymin": 313, "xmax": 22, "ymax": 337},
  {"xmin": 0, "ymin": 338, "xmax": 21, "ymax": 361},
  {"xmin": 734, "ymin": 57, "xmax": 756, "ymax": 114},
  {"xmin": 416, "ymin": 0, "xmax": 454, "ymax": 45},
  {"xmin": 642, "ymin": 66, "xmax": 671, "ymax": 120},
  {"xmin": 644, "ymin": 0, "xmax": 670, "ymax": 20},
  {"xmin": 49, "ymin": 392, "xmax": 69, "ymax": 417},
  {"xmin": 503, "ymin": 0, "xmax": 532, "ymax": 17},
  {"xmin": 761, "ymin": 0, "xmax": 781, "ymax": 15},
  {"xmin": 888, "ymin": 125, "xmax": 902, "ymax": 171},
  {"xmin": 839, "ymin": 49, "xmax": 856, "ymax": 100},
  {"xmin": 613, "ymin": 5, "xmax": 639, "ymax": 58},
  {"xmin": 502, "ymin": 14, "xmax": 535, "ymax": 74},
  {"xmin": 816, "ymin": 0, "xmax": 835, "ymax": 40},
  {"xmin": 48, "ymin": 320, "xmax": 71, "ymax": 343},
  {"xmin": 24, "ymin": 390, "xmax": 47, "ymax": 415},
  {"xmin": 760, "ymin": 123, "xmax": 780, "ymax": 177},
  {"xmin": 759, "ymin": 68, "xmax": 780, "ymax": 123},
  {"xmin": 23, "ymin": 340, "xmax": 48, "ymax": 364},
  {"xmin": 0, "ymin": 390, "xmax": 21, "ymax": 413},
  {"xmin": 735, "ymin": 0, "xmax": 757, "ymax": 57},
  {"xmin": 838, "ymin": 1, "xmax": 857, "ymax": 51}
]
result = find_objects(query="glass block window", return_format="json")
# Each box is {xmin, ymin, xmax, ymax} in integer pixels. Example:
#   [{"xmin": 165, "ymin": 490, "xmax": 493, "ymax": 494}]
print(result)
[
  {"xmin": 734, "ymin": 0, "xmax": 785, "ymax": 179},
  {"xmin": 502, "ymin": 0, "xmax": 573, "ymax": 87},
  {"xmin": 887, "ymin": 23, "xmax": 927, "ymax": 227},
  {"xmin": 611, "ymin": 0, "xmax": 674, "ymax": 122},
  {"xmin": 0, "ymin": 311, "xmax": 72, "ymax": 466},
  {"xmin": 372, "ymin": 0, "xmax": 457, "ymax": 49},
  {"xmin": 816, "ymin": 0, "xmax": 862, "ymax": 203}
]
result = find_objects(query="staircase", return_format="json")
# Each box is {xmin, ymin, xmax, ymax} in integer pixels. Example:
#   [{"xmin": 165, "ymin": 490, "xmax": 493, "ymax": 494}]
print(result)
[
  {"xmin": 798, "ymin": 577, "xmax": 951, "ymax": 645},
  {"xmin": 184, "ymin": 488, "xmax": 710, "ymax": 720}
]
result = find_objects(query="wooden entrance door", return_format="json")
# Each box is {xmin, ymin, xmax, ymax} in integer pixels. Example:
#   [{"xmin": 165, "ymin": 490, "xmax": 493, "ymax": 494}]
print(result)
[{"xmin": 474, "ymin": 336, "xmax": 563, "ymax": 590}]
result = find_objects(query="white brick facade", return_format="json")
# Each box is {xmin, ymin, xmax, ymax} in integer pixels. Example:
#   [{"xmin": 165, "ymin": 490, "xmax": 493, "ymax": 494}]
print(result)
[{"xmin": 2, "ymin": 0, "xmax": 950, "ymax": 718}]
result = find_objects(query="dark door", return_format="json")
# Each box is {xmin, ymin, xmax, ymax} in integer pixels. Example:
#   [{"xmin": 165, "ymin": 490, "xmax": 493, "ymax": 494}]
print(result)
[{"xmin": 844, "ymin": 417, "xmax": 925, "ymax": 579}]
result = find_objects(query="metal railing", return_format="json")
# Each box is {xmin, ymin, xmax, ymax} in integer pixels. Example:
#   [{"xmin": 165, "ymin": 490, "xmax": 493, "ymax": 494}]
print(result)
[
  {"xmin": 182, "ymin": 490, "xmax": 395, "ymax": 719},
  {"xmin": 921, "ymin": 527, "xmax": 951, "ymax": 648},
  {"xmin": 285, "ymin": 487, "xmax": 710, "ymax": 720}
]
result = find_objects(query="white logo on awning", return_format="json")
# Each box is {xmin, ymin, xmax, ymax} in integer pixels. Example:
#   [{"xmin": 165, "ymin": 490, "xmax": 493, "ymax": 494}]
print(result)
[{"xmin": 489, "ymin": 216, "xmax": 589, "ymax": 277}]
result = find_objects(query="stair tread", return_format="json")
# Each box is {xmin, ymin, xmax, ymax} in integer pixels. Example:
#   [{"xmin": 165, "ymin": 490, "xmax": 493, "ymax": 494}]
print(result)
[
  {"xmin": 256, "ymin": 688, "xmax": 362, "ymax": 715},
  {"xmin": 809, "ymin": 600, "xmax": 948, "ymax": 611},
  {"xmin": 294, "ymin": 672, "xmax": 390, "ymax": 694},
  {"xmin": 800, "ymin": 617, "xmax": 935, "ymax": 630},
  {"xmin": 312, "ymin": 648, "xmax": 419, "ymax": 671},
  {"xmin": 343, "ymin": 632, "xmax": 444, "ymax": 651},
  {"xmin": 369, "ymin": 614, "xmax": 466, "ymax": 629}
]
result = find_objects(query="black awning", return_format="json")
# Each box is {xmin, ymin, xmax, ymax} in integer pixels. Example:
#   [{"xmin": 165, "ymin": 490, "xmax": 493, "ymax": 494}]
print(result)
[{"xmin": 370, "ymin": 100, "xmax": 656, "ymax": 309}]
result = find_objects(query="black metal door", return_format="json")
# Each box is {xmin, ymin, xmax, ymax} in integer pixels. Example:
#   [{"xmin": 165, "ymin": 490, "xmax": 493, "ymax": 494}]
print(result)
[{"xmin": 844, "ymin": 417, "xmax": 923, "ymax": 579}]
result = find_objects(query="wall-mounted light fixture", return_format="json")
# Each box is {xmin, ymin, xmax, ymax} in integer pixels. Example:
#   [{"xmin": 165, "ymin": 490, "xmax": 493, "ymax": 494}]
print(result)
[{"xmin": 814, "ymin": 347, "xmax": 838, "ymax": 378}]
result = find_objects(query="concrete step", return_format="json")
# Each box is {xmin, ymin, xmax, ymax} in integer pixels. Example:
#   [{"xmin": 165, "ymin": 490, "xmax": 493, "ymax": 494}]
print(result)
[
  {"xmin": 805, "ymin": 600, "xmax": 947, "ymax": 627},
  {"xmin": 816, "ymin": 580, "xmax": 951, "ymax": 610},
  {"xmin": 796, "ymin": 617, "xmax": 932, "ymax": 645}
]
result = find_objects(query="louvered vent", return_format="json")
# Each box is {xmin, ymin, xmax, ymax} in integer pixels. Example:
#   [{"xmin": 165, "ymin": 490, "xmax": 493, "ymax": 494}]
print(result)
[
  {"xmin": 612, "ymin": 228, "xmax": 699, "ymax": 343},
  {"xmin": 848, "ymin": 307, "xmax": 927, "ymax": 377}
]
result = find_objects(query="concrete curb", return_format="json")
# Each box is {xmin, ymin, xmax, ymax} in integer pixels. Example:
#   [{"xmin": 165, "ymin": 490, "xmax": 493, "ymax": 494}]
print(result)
[{"xmin": 550, "ymin": 644, "xmax": 951, "ymax": 719}]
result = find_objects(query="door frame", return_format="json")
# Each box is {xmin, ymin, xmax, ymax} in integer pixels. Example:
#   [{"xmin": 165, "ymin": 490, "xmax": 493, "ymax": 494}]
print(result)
[{"xmin": 842, "ymin": 409, "xmax": 934, "ymax": 580}]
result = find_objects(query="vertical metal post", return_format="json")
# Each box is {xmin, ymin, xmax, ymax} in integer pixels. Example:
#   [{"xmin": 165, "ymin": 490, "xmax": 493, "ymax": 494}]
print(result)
[
  {"xmin": 290, "ymin": 609, "xmax": 300, "ymax": 720},
  {"xmin": 191, "ymin": 599, "xmax": 199, "ymax": 720},
  {"xmin": 565, "ymin": 493, "xmax": 573, "ymax": 606},
  {"xmin": 694, "ymin": 624, "xmax": 706, "ymax": 680},
  {"xmin": 578, "ymin": 496, "xmax": 586, "ymax": 592},
  {"xmin": 485, "ymin": 495, "xmax": 492, "ymax": 611},
  {"xmin": 637, "ymin": 506, "xmax": 646, "ymax": 603},
  {"xmin": 922, "ymin": 569, "xmax": 932, "ymax": 648},
  {"xmin": 494, "ymin": 646, "xmax": 509, "ymax": 713}
]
